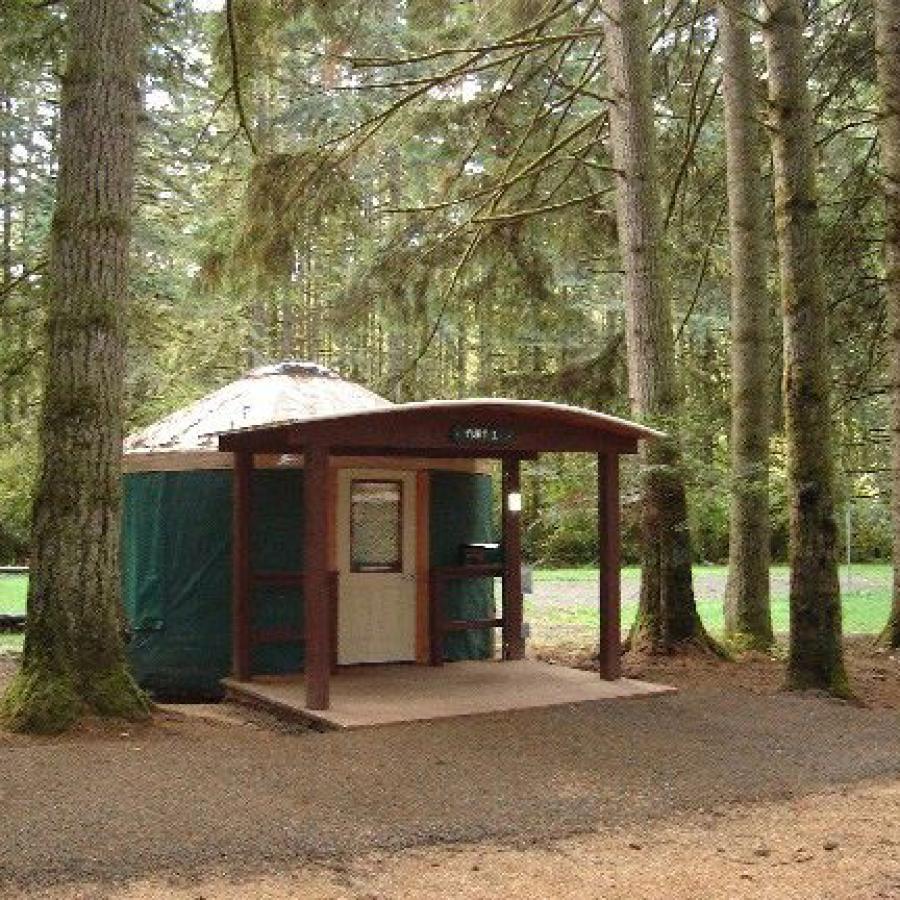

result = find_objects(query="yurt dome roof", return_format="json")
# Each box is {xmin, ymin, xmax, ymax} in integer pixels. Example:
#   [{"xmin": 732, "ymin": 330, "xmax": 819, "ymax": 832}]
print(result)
[{"xmin": 125, "ymin": 361, "xmax": 391, "ymax": 455}]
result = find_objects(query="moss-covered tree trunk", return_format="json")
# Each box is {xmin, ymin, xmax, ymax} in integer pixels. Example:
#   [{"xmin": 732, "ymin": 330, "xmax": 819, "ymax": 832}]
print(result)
[
  {"xmin": 762, "ymin": 0, "xmax": 847, "ymax": 692},
  {"xmin": 1, "ymin": 87, "xmax": 12, "ymax": 425},
  {"xmin": 877, "ymin": 0, "xmax": 900, "ymax": 648},
  {"xmin": 1, "ymin": 0, "xmax": 148, "ymax": 732},
  {"xmin": 718, "ymin": 0, "xmax": 773, "ymax": 649},
  {"xmin": 602, "ymin": 0, "xmax": 713, "ymax": 652}
]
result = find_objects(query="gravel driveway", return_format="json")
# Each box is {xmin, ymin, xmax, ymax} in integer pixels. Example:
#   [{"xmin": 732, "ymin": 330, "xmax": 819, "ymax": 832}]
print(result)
[{"xmin": 1, "ymin": 658, "xmax": 899, "ymax": 891}]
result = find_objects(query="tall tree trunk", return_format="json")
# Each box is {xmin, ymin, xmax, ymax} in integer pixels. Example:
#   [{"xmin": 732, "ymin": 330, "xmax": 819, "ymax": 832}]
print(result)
[
  {"xmin": 762, "ymin": 0, "xmax": 846, "ymax": 692},
  {"xmin": 877, "ymin": 0, "xmax": 900, "ymax": 648},
  {"xmin": 304, "ymin": 238, "xmax": 317, "ymax": 362},
  {"xmin": 1, "ymin": 0, "xmax": 148, "ymax": 732},
  {"xmin": 718, "ymin": 0, "xmax": 773, "ymax": 648},
  {"xmin": 16, "ymin": 87, "xmax": 40, "ymax": 420},
  {"xmin": 1, "ymin": 88, "xmax": 12, "ymax": 425},
  {"xmin": 477, "ymin": 298, "xmax": 492, "ymax": 393},
  {"xmin": 248, "ymin": 297, "xmax": 268, "ymax": 366},
  {"xmin": 455, "ymin": 309, "xmax": 467, "ymax": 398},
  {"xmin": 603, "ymin": 0, "xmax": 713, "ymax": 651},
  {"xmin": 281, "ymin": 288, "xmax": 296, "ymax": 359},
  {"xmin": 282, "ymin": 248, "xmax": 302, "ymax": 360}
]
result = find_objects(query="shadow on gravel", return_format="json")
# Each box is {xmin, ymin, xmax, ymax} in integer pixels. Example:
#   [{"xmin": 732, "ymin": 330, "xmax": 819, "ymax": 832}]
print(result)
[{"xmin": 1, "ymin": 668, "xmax": 899, "ymax": 891}]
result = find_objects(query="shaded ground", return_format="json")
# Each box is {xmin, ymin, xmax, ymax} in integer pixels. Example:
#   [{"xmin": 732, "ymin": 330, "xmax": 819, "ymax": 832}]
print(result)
[
  {"xmin": 1, "ymin": 646, "xmax": 900, "ymax": 895},
  {"xmin": 23, "ymin": 780, "xmax": 900, "ymax": 899},
  {"xmin": 539, "ymin": 636, "xmax": 900, "ymax": 711}
]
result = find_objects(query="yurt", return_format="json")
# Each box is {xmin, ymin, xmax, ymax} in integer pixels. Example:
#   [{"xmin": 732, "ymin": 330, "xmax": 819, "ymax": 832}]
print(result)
[{"xmin": 121, "ymin": 361, "xmax": 495, "ymax": 699}]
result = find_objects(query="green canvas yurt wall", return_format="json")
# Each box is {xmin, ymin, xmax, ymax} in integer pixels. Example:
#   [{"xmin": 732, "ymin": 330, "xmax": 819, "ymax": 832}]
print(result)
[
  {"xmin": 122, "ymin": 468, "xmax": 304, "ymax": 697},
  {"xmin": 122, "ymin": 467, "xmax": 494, "ymax": 699},
  {"xmin": 429, "ymin": 470, "xmax": 495, "ymax": 661}
]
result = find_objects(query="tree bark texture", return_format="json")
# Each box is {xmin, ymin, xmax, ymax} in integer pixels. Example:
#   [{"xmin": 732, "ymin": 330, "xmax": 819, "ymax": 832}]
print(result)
[
  {"xmin": 603, "ymin": 0, "xmax": 711, "ymax": 650},
  {"xmin": 877, "ymin": 0, "xmax": 900, "ymax": 648},
  {"xmin": 2, "ymin": 0, "xmax": 148, "ymax": 731},
  {"xmin": 718, "ymin": 0, "xmax": 773, "ymax": 648},
  {"xmin": 762, "ymin": 0, "xmax": 846, "ymax": 692},
  {"xmin": 1, "ymin": 89, "xmax": 13, "ymax": 424}
]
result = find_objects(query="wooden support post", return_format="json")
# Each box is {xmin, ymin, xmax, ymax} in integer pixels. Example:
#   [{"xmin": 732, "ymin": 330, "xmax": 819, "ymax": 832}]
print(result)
[
  {"xmin": 232, "ymin": 450, "xmax": 252, "ymax": 681},
  {"xmin": 415, "ymin": 471, "xmax": 431, "ymax": 664},
  {"xmin": 329, "ymin": 570, "xmax": 339, "ymax": 673},
  {"xmin": 501, "ymin": 456, "xmax": 525, "ymax": 660},
  {"xmin": 597, "ymin": 452, "xmax": 621, "ymax": 679},
  {"xmin": 429, "ymin": 571, "xmax": 444, "ymax": 666},
  {"xmin": 304, "ymin": 445, "xmax": 331, "ymax": 710}
]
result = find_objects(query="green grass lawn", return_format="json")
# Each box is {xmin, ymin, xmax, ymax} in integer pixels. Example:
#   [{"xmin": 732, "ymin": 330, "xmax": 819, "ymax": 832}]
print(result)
[
  {"xmin": 0, "ymin": 575, "xmax": 28, "ymax": 654},
  {"xmin": 0, "ymin": 574, "xmax": 27, "ymax": 615},
  {"xmin": 534, "ymin": 563, "xmax": 894, "ymax": 589},
  {"xmin": 529, "ymin": 563, "xmax": 892, "ymax": 636},
  {"xmin": 526, "ymin": 590, "xmax": 890, "ymax": 636},
  {"xmin": 0, "ymin": 634, "xmax": 23, "ymax": 653},
  {"xmin": 0, "ymin": 565, "xmax": 890, "ymax": 659}
]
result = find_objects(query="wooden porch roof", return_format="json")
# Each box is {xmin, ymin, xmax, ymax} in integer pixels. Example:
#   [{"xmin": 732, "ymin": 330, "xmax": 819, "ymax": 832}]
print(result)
[{"xmin": 217, "ymin": 398, "xmax": 663, "ymax": 457}]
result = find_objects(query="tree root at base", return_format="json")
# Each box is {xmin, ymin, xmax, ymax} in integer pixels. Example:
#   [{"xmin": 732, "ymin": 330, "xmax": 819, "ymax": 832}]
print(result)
[{"xmin": 0, "ymin": 664, "xmax": 149, "ymax": 734}]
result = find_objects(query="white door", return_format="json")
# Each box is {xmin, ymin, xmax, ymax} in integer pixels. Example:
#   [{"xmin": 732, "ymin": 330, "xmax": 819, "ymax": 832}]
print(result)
[{"xmin": 336, "ymin": 469, "xmax": 417, "ymax": 664}]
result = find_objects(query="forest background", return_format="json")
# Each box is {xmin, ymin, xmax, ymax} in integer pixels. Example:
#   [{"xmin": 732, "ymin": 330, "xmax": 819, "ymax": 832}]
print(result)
[{"xmin": 0, "ymin": 0, "xmax": 889, "ymax": 569}]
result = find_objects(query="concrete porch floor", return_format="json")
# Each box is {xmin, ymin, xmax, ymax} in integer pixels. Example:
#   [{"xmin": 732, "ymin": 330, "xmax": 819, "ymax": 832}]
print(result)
[{"xmin": 222, "ymin": 660, "xmax": 675, "ymax": 730}]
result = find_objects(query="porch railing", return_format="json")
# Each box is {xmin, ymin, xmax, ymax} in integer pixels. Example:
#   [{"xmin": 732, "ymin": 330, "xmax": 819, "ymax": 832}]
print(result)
[
  {"xmin": 428, "ymin": 563, "xmax": 504, "ymax": 666},
  {"xmin": 246, "ymin": 569, "xmax": 338, "ymax": 674},
  {"xmin": 244, "ymin": 563, "xmax": 507, "ymax": 676}
]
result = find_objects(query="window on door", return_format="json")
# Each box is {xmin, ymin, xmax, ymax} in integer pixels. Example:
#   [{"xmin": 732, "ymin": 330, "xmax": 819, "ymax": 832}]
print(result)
[{"xmin": 350, "ymin": 479, "xmax": 403, "ymax": 572}]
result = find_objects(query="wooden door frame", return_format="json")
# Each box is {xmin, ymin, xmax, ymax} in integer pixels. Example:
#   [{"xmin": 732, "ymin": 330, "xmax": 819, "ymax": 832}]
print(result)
[
  {"xmin": 331, "ymin": 465, "xmax": 426, "ymax": 665},
  {"xmin": 415, "ymin": 470, "xmax": 430, "ymax": 664}
]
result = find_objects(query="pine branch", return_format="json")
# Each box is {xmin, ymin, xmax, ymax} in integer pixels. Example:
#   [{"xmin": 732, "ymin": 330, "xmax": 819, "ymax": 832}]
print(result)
[
  {"xmin": 675, "ymin": 198, "xmax": 728, "ymax": 341},
  {"xmin": 0, "ymin": 261, "xmax": 46, "ymax": 307},
  {"xmin": 224, "ymin": 0, "xmax": 257, "ymax": 156},
  {"xmin": 470, "ymin": 189, "xmax": 614, "ymax": 224},
  {"xmin": 387, "ymin": 228, "xmax": 484, "ymax": 388},
  {"xmin": 664, "ymin": 73, "xmax": 723, "ymax": 230},
  {"xmin": 381, "ymin": 114, "xmax": 609, "ymax": 215},
  {"xmin": 332, "ymin": 44, "xmax": 546, "ymax": 92},
  {"xmin": 185, "ymin": 86, "xmax": 234, "ymax": 158},
  {"xmin": 345, "ymin": 0, "xmax": 586, "ymax": 68},
  {"xmin": 342, "ymin": 29, "xmax": 605, "ymax": 86},
  {"xmin": 140, "ymin": 0, "xmax": 169, "ymax": 17}
]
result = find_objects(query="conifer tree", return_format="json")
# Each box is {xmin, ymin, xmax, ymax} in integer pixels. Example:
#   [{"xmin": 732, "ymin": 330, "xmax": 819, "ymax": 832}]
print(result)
[{"xmin": 1, "ymin": 0, "xmax": 149, "ymax": 732}]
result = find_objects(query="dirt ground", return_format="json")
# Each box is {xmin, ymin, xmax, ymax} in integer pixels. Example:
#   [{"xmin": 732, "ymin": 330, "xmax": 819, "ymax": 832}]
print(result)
[
  {"xmin": 1, "ymin": 642, "xmax": 899, "ymax": 898},
  {"xmin": 21, "ymin": 780, "xmax": 900, "ymax": 899},
  {"xmin": 544, "ymin": 634, "xmax": 900, "ymax": 710}
]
